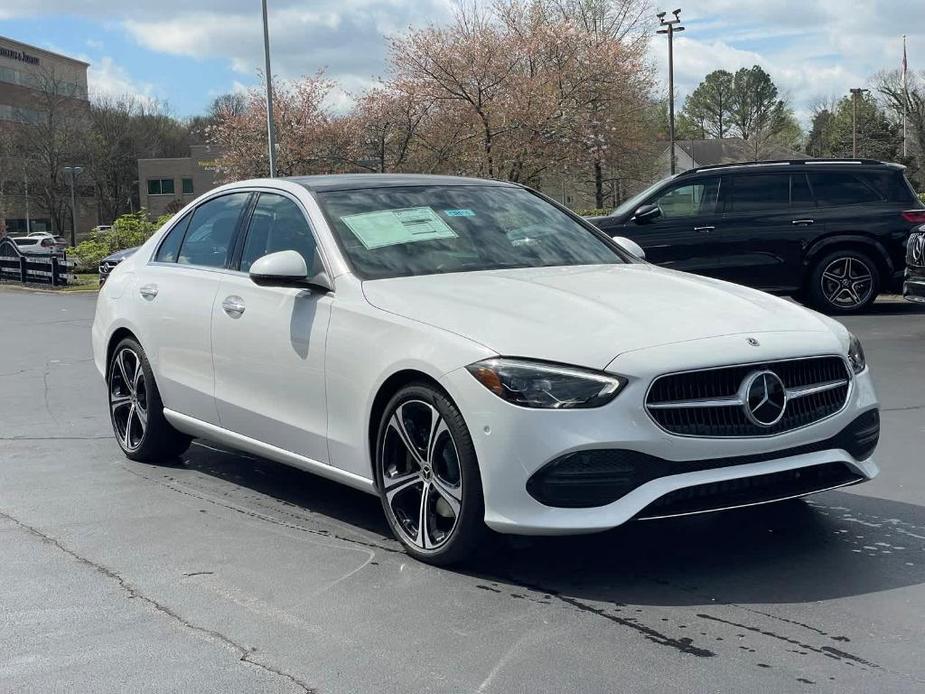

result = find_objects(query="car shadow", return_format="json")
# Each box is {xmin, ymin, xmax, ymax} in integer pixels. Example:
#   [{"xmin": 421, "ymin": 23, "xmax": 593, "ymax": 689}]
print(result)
[
  {"xmin": 857, "ymin": 298, "xmax": 925, "ymax": 315},
  {"xmin": 176, "ymin": 441, "xmax": 925, "ymax": 607}
]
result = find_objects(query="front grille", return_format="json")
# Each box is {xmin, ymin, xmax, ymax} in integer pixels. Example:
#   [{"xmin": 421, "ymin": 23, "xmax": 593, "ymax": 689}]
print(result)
[
  {"xmin": 635, "ymin": 462, "xmax": 863, "ymax": 520},
  {"xmin": 908, "ymin": 232, "xmax": 925, "ymax": 267},
  {"xmin": 646, "ymin": 356, "xmax": 850, "ymax": 437}
]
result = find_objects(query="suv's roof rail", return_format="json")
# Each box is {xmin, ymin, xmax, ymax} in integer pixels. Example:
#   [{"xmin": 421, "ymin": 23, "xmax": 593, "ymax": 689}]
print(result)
[{"xmin": 676, "ymin": 158, "xmax": 889, "ymax": 176}]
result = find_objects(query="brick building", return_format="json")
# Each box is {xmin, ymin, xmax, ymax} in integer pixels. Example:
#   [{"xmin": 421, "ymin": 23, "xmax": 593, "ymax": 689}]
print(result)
[
  {"xmin": 138, "ymin": 145, "xmax": 224, "ymax": 218},
  {"xmin": 0, "ymin": 35, "xmax": 98, "ymax": 237}
]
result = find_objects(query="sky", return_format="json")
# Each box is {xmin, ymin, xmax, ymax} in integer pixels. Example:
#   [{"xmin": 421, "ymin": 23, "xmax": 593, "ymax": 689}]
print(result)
[{"xmin": 0, "ymin": 0, "xmax": 922, "ymax": 125}]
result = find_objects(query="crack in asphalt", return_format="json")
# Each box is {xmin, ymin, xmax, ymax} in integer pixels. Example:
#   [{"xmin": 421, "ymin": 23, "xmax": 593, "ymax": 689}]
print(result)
[
  {"xmin": 123, "ymin": 466, "xmax": 402, "ymax": 556},
  {"xmin": 0, "ymin": 509, "xmax": 316, "ymax": 694}
]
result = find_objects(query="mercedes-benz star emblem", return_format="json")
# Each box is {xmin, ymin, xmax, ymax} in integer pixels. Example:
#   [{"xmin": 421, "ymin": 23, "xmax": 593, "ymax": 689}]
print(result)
[
  {"xmin": 741, "ymin": 370, "xmax": 786, "ymax": 427},
  {"xmin": 746, "ymin": 337, "xmax": 760, "ymax": 347}
]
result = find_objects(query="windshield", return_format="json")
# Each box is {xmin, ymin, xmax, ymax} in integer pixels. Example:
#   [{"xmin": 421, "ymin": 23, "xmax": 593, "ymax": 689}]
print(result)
[
  {"xmin": 610, "ymin": 175, "xmax": 676, "ymax": 217},
  {"xmin": 314, "ymin": 185, "xmax": 626, "ymax": 280}
]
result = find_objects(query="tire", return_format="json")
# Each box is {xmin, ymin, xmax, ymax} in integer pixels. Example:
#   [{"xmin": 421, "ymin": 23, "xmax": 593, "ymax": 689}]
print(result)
[
  {"xmin": 108, "ymin": 337, "xmax": 191, "ymax": 463},
  {"xmin": 806, "ymin": 250, "xmax": 880, "ymax": 314},
  {"xmin": 374, "ymin": 383, "xmax": 489, "ymax": 565}
]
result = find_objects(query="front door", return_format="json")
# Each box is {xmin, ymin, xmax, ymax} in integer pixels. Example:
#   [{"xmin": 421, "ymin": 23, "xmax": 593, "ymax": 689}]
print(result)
[{"xmin": 211, "ymin": 192, "xmax": 333, "ymax": 464}]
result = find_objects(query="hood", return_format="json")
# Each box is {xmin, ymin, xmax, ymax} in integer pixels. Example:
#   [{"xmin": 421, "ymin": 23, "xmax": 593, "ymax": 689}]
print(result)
[
  {"xmin": 103, "ymin": 246, "xmax": 138, "ymax": 263},
  {"xmin": 361, "ymin": 264, "xmax": 834, "ymax": 370}
]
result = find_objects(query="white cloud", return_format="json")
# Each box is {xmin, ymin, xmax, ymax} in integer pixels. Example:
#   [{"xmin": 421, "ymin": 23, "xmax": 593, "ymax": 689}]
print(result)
[{"xmin": 87, "ymin": 55, "xmax": 158, "ymax": 105}]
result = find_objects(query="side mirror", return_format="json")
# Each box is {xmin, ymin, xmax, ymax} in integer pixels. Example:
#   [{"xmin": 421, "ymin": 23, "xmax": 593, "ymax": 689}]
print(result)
[
  {"xmin": 632, "ymin": 204, "xmax": 661, "ymax": 224},
  {"xmin": 612, "ymin": 236, "xmax": 646, "ymax": 260},
  {"xmin": 249, "ymin": 249, "xmax": 333, "ymax": 293}
]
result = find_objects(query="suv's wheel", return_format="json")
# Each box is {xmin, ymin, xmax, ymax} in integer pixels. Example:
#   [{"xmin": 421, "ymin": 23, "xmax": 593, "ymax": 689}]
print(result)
[
  {"xmin": 374, "ymin": 384, "xmax": 488, "ymax": 565},
  {"xmin": 807, "ymin": 250, "xmax": 880, "ymax": 314},
  {"xmin": 108, "ymin": 338, "xmax": 191, "ymax": 462}
]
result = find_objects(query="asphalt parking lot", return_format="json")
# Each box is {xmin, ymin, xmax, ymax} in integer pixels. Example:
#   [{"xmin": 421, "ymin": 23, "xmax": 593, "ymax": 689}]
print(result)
[{"xmin": 1, "ymin": 287, "xmax": 924, "ymax": 693}]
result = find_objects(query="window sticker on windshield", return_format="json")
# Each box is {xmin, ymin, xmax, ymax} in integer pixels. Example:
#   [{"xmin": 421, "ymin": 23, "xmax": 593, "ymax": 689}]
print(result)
[
  {"xmin": 341, "ymin": 206, "xmax": 458, "ymax": 250},
  {"xmin": 443, "ymin": 208, "xmax": 475, "ymax": 217}
]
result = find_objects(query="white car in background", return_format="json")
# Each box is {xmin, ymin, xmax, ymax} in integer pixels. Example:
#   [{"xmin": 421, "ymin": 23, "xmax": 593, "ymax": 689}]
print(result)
[
  {"xmin": 11, "ymin": 234, "xmax": 67, "ymax": 255},
  {"xmin": 92, "ymin": 175, "xmax": 880, "ymax": 564}
]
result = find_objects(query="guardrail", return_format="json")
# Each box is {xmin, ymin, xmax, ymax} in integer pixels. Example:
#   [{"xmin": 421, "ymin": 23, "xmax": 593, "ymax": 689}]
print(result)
[{"xmin": 0, "ymin": 237, "xmax": 74, "ymax": 287}]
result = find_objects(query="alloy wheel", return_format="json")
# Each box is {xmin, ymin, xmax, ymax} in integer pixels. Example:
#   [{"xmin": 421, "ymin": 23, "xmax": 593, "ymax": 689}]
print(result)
[
  {"xmin": 109, "ymin": 347, "xmax": 148, "ymax": 452},
  {"xmin": 820, "ymin": 256, "xmax": 873, "ymax": 308},
  {"xmin": 380, "ymin": 400, "xmax": 463, "ymax": 551}
]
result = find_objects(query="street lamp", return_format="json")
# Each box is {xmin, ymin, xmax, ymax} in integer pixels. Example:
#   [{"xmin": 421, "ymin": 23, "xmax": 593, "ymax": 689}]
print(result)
[
  {"xmin": 261, "ymin": 0, "xmax": 277, "ymax": 178},
  {"xmin": 657, "ymin": 9, "xmax": 685, "ymax": 175},
  {"xmin": 62, "ymin": 165, "xmax": 83, "ymax": 247},
  {"xmin": 850, "ymin": 87, "xmax": 869, "ymax": 158}
]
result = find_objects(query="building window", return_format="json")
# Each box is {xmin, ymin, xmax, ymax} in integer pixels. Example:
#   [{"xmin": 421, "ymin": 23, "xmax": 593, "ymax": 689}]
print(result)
[
  {"xmin": 181, "ymin": 177, "xmax": 194, "ymax": 195},
  {"xmin": 147, "ymin": 178, "xmax": 175, "ymax": 195}
]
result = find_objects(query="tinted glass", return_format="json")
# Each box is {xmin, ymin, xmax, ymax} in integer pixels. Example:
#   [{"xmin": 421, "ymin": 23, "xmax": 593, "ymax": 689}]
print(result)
[
  {"xmin": 240, "ymin": 194, "xmax": 317, "ymax": 273},
  {"xmin": 147, "ymin": 179, "xmax": 160, "ymax": 195},
  {"xmin": 729, "ymin": 174, "xmax": 790, "ymax": 212},
  {"xmin": 807, "ymin": 172, "xmax": 882, "ymax": 206},
  {"xmin": 182, "ymin": 178, "xmax": 194, "ymax": 194},
  {"xmin": 177, "ymin": 193, "xmax": 250, "ymax": 268},
  {"xmin": 315, "ymin": 185, "xmax": 624, "ymax": 280},
  {"xmin": 791, "ymin": 174, "xmax": 814, "ymax": 206},
  {"xmin": 161, "ymin": 179, "xmax": 175, "ymax": 195},
  {"xmin": 858, "ymin": 171, "xmax": 915, "ymax": 203},
  {"xmin": 154, "ymin": 212, "xmax": 191, "ymax": 263},
  {"xmin": 653, "ymin": 178, "xmax": 720, "ymax": 218}
]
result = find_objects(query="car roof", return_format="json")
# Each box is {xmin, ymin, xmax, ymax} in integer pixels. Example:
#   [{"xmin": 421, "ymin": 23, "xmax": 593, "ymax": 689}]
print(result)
[
  {"xmin": 676, "ymin": 159, "xmax": 905, "ymax": 177},
  {"xmin": 285, "ymin": 173, "xmax": 519, "ymax": 193}
]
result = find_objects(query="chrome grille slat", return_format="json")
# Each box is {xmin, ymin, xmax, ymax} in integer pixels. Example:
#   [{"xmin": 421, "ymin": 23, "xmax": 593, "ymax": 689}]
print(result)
[{"xmin": 645, "ymin": 356, "xmax": 851, "ymax": 437}]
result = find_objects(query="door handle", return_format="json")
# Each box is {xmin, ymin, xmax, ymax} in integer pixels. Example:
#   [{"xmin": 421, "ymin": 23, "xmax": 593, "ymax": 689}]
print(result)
[
  {"xmin": 792, "ymin": 218, "xmax": 815, "ymax": 225},
  {"xmin": 222, "ymin": 295, "xmax": 246, "ymax": 318},
  {"xmin": 694, "ymin": 226, "xmax": 715, "ymax": 232},
  {"xmin": 139, "ymin": 284, "xmax": 158, "ymax": 300}
]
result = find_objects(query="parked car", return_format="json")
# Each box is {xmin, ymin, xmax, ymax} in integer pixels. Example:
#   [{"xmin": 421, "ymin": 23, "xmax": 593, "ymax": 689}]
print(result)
[
  {"xmin": 11, "ymin": 235, "xmax": 67, "ymax": 255},
  {"xmin": 92, "ymin": 175, "xmax": 879, "ymax": 565},
  {"xmin": 92, "ymin": 225, "xmax": 113, "ymax": 233},
  {"xmin": 587, "ymin": 159, "xmax": 925, "ymax": 314},
  {"xmin": 98, "ymin": 247, "xmax": 138, "ymax": 286},
  {"xmin": 904, "ymin": 227, "xmax": 925, "ymax": 304}
]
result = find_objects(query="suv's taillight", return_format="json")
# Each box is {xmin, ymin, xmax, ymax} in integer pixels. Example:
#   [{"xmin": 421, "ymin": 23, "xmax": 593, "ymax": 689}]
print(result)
[
  {"xmin": 901, "ymin": 210, "xmax": 925, "ymax": 224},
  {"xmin": 41, "ymin": 238, "xmax": 53, "ymax": 247}
]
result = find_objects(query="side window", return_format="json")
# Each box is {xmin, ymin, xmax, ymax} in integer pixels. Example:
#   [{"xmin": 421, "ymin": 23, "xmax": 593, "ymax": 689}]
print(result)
[
  {"xmin": 154, "ymin": 212, "xmax": 192, "ymax": 263},
  {"xmin": 652, "ymin": 177, "xmax": 720, "ymax": 218},
  {"xmin": 729, "ymin": 174, "xmax": 790, "ymax": 213},
  {"xmin": 177, "ymin": 193, "xmax": 250, "ymax": 268},
  {"xmin": 791, "ymin": 174, "xmax": 814, "ymax": 206},
  {"xmin": 807, "ymin": 173, "xmax": 883, "ymax": 206},
  {"xmin": 239, "ymin": 193, "xmax": 318, "ymax": 273}
]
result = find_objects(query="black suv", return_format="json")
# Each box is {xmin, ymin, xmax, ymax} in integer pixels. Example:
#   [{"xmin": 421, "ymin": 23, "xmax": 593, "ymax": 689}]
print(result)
[{"xmin": 588, "ymin": 160, "xmax": 925, "ymax": 313}]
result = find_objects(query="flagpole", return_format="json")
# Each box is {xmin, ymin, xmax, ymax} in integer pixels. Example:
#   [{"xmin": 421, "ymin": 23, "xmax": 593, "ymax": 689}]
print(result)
[{"xmin": 902, "ymin": 34, "xmax": 907, "ymax": 159}]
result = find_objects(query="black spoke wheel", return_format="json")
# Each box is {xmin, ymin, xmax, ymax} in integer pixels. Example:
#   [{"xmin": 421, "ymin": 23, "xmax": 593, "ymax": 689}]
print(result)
[
  {"xmin": 807, "ymin": 250, "xmax": 880, "ymax": 314},
  {"xmin": 375, "ymin": 384, "xmax": 488, "ymax": 565},
  {"xmin": 107, "ymin": 337, "xmax": 191, "ymax": 462}
]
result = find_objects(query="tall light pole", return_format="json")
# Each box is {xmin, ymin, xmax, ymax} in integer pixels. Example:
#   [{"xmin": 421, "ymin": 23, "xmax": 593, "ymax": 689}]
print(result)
[
  {"xmin": 657, "ymin": 9, "xmax": 685, "ymax": 175},
  {"xmin": 850, "ymin": 87, "xmax": 869, "ymax": 158},
  {"xmin": 62, "ymin": 165, "xmax": 83, "ymax": 246},
  {"xmin": 261, "ymin": 0, "xmax": 277, "ymax": 178}
]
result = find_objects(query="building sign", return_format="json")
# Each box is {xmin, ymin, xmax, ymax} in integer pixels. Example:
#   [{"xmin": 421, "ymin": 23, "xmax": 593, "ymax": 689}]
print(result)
[{"xmin": 0, "ymin": 46, "xmax": 40, "ymax": 66}]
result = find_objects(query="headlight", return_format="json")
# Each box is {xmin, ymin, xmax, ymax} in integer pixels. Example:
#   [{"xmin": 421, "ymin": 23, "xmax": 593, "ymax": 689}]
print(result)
[
  {"xmin": 847, "ymin": 333, "xmax": 866, "ymax": 374},
  {"xmin": 466, "ymin": 358, "xmax": 624, "ymax": 409}
]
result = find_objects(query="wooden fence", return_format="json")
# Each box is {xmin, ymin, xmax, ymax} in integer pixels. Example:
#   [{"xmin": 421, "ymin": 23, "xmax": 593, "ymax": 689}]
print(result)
[{"xmin": 0, "ymin": 237, "xmax": 74, "ymax": 287}]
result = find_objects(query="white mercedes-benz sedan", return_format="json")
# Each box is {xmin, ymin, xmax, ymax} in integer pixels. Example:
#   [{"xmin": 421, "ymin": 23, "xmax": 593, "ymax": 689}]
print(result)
[{"xmin": 92, "ymin": 174, "xmax": 880, "ymax": 564}]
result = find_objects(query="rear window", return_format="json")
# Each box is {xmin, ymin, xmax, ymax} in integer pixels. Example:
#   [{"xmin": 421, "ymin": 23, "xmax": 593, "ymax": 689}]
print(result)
[{"xmin": 807, "ymin": 172, "xmax": 885, "ymax": 206}]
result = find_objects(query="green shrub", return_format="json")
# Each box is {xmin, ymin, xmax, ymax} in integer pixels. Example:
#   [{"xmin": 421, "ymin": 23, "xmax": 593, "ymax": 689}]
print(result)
[{"xmin": 71, "ymin": 210, "xmax": 171, "ymax": 271}]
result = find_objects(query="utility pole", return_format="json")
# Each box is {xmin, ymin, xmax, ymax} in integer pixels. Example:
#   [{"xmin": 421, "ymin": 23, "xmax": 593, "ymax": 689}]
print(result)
[
  {"xmin": 261, "ymin": 0, "xmax": 277, "ymax": 178},
  {"xmin": 657, "ymin": 9, "xmax": 685, "ymax": 175},
  {"xmin": 850, "ymin": 88, "xmax": 869, "ymax": 158},
  {"xmin": 62, "ymin": 166, "xmax": 83, "ymax": 246}
]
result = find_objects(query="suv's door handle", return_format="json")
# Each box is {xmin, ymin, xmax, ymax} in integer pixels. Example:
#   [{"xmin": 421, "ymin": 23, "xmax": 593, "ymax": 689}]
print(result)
[
  {"xmin": 139, "ymin": 284, "xmax": 158, "ymax": 300},
  {"xmin": 222, "ymin": 295, "xmax": 246, "ymax": 318},
  {"xmin": 694, "ymin": 226, "xmax": 715, "ymax": 232},
  {"xmin": 792, "ymin": 218, "xmax": 815, "ymax": 225}
]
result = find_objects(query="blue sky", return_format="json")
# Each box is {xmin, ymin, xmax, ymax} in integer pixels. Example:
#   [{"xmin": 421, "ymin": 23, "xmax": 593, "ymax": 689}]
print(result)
[{"xmin": 1, "ymin": 1, "xmax": 922, "ymax": 123}]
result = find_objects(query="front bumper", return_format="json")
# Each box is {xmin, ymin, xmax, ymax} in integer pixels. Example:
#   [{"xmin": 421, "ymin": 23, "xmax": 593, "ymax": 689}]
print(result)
[{"xmin": 440, "ymin": 333, "xmax": 879, "ymax": 536}]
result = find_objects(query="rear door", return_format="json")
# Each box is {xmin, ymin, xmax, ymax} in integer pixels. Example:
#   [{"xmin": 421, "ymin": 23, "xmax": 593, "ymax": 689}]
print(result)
[
  {"xmin": 618, "ymin": 176, "xmax": 726, "ymax": 274},
  {"xmin": 715, "ymin": 172, "xmax": 813, "ymax": 291},
  {"xmin": 139, "ymin": 191, "xmax": 252, "ymax": 425}
]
